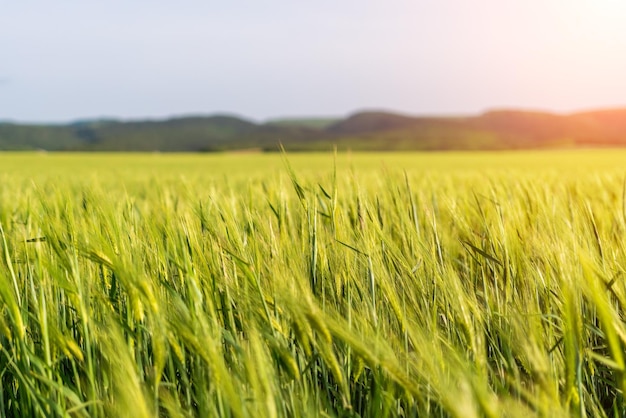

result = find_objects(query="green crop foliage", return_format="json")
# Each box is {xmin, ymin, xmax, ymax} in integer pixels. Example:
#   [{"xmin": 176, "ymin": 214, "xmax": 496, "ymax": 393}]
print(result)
[{"xmin": 1, "ymin": 150, "xmax": 626, "ymax": 417}]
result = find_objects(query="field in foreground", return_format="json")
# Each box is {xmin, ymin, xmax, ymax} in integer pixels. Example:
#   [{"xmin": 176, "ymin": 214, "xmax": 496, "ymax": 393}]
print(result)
[{"xmin": 1, "ymin": 151, "xmax": 626, "ymax": 417}]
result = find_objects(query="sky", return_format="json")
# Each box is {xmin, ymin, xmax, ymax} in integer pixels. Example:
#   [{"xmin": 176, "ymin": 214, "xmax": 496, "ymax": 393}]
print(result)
[{"xmin": 2, "ymin": 0, "xmax": 626, "ymax": 122}]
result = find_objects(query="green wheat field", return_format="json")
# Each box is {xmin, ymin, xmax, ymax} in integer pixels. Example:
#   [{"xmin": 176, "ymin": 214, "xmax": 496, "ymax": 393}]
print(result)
[{"xmin": 2, "ymin": 151, "xmax": 626, "ymax": 417}]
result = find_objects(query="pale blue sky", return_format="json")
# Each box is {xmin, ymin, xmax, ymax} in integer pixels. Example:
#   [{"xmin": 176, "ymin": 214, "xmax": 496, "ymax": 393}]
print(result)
[{"xmin": 2, "ymin": 0, "xmax": 626, "ymax": 122}]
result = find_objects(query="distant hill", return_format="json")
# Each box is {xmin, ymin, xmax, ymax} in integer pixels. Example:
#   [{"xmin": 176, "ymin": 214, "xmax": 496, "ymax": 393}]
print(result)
[
  {"xmin": 265, "ymin": 117, "xmax": 339, "ymax": 130},
  {"xmin": 74, "ymin": 115, "xmax": 258, "ymax": 151},
  {"xmin": 3, "ymin": 108, "xmax": 626, "ymax": 151},
  {"xmin": 327, "ymin": 111, "xmax": 449, "ymax": 134}
]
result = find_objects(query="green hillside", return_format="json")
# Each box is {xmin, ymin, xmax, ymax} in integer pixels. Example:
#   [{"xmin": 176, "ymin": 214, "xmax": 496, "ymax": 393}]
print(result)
[
  {"xmin": 265, "ymin": 117, "xmax": 339, "ymax": 130},
  {"xmin": 0, "ymin": 124, "xmax": 83, "ymax": 150},
  {"xmin": 327, "ymin": 111, "xmax": 452, "ymax": 134},
  {"xmin": 3, "ymin": 108, "xmax": 626, "ymax": 151},
  {"xmin": 72, "ymin": 116, "xmax": 258, "ymax": 151}
]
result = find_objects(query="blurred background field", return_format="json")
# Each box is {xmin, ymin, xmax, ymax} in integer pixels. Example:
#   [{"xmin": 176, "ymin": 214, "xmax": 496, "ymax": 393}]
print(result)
[{"xmin": 3, "ymin": 149, "xmax": 626, "ymax": 180}]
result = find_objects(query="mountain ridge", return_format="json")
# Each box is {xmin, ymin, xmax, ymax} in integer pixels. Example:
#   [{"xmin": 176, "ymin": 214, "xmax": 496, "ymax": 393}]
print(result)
[{"xmin": 3, "ymin": 108, "xmax": 626, "ymax": 151}]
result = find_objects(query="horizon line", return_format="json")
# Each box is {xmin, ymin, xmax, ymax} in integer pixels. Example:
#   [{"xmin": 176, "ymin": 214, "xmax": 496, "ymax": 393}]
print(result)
[{"xmin": 3, "ymin": 105, "xmax": 626, "ymax": 125}]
